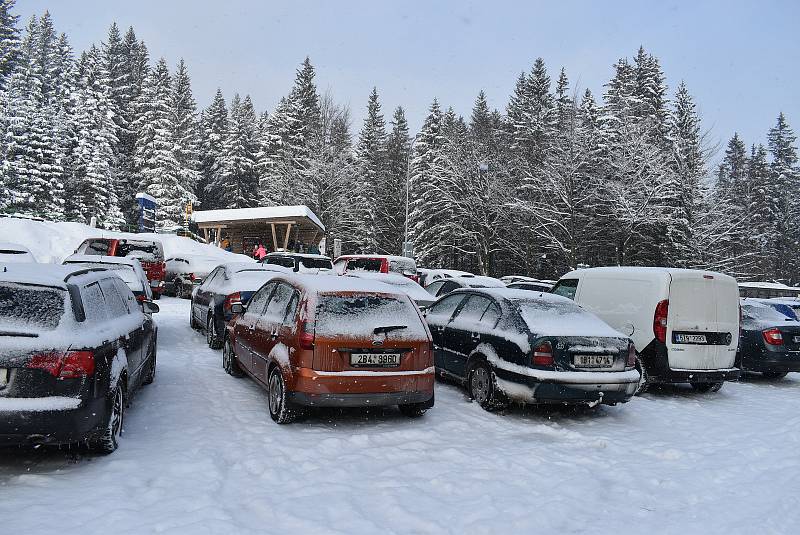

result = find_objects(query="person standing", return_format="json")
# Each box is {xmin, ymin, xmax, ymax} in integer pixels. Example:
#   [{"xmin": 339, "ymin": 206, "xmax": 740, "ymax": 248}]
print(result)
[{"xmin": 254, "ymin": 242, "xmax": 267, "ymax": 261}]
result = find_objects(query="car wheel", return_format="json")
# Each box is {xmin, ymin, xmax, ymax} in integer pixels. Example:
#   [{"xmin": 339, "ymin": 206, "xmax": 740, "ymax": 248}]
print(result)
[
  {"xmin": 206, "ymin": 315, "xmax": 223, "ymax": 349},
  {"xmin": 90, "ymin": 378, "xmax": 126, "ymax": 454},
  {"xmin": 142, "ymin": 336, "xmax": 157, "ymax": 385},
  {"xmin": 691, "ymin": 381, "xmax": 724, "ymax": 393},
  {"xmin": 222, "ymin": 335, "xmax": 244, "ymax": 378},
  {"xmin": 635, "ymin": 357, "xmax": 650, "ymax": 395},
  {"xmin": 762, "ymin": 371, "xmax": 788, "ymax": 380},
  {"xmin": 468, "ymin": 361, "xmax": 509, "ymax": 412},
  {"xmin": 153, "ymin": 291, "xmax": 161, "ymax": 300},
  {"xmin": 268, "ymin": 366, "xmax": 297, "ymax": 424}
]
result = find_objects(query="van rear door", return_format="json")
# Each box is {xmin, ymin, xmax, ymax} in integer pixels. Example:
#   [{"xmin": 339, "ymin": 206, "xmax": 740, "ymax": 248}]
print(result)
[{"xmin": 666, "ymin": 272, "xmax": 738, "ymax": 370}]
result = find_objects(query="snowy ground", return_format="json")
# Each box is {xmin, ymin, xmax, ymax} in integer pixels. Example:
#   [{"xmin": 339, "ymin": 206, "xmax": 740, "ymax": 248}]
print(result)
[{"xmin": 2, "ymin": 297, "xmax": 799, "ymax": 534}]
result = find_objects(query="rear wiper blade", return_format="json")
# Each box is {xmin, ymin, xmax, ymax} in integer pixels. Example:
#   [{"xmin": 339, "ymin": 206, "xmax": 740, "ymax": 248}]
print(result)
[
  {"xmin": 373, "ymin": 325, "xmax": 408, "ymax": 335},
  {"xmin": 0, "ymin": 331, "xmax": 39, "ymax": 337}
]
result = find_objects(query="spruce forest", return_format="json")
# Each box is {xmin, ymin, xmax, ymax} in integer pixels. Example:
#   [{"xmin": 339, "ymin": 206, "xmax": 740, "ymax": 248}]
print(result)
[{"xmin": 1, "ymin": 3, "xmax": 797, "ymax": 283}]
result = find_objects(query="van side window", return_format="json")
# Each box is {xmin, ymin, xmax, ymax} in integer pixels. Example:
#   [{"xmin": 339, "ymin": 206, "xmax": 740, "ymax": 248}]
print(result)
[{"xmin": 552, "ymin": 279, "xmax": 578, "ymax": 300}]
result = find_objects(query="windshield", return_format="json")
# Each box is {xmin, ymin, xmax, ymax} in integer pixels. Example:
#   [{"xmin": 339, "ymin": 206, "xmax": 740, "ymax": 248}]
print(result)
[
  {"xmin": 0, "ymin": 283, "xmax": 66, "ymax": 332},
  {"xmin": 117, "ymin": 241, "xmax": 163, "ymax": 261}
]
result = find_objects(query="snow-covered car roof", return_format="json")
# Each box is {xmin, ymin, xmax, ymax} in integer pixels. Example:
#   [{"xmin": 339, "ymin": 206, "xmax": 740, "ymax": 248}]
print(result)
[
  {"xmin": 765, "ymin": 297, "xmax": 800, "ymax": 308},
  {"xmin": 222, "ymin": 262, "xmax": 280, "ymax": 274},
  {"xmin": 0, "ymin": 242, "xmax": 37, "ymax": 263},
  {"xmin": 458, "ymin": 287, "xmax": 624, "ymax": 338},
  {"xmin": 346, "ymin": 272, "xmax": 434, "ymax": 303},
  {"xmin": 272, "ymin": 272, "xmax": 415, "ymax": 297},
  {"xmin": 336, "ymin": 254, "xmax": 416, "ymax": 263},
  {"xmin": 561, "ymin": 266, "xmax": 735, "ymax": 283},
  {"xmin": 64, "ymin": 253, "xmax": 143, "ymax": 268},
  {"xmin": 739, "ymin": 281, "xmax": 798, "ymax": 290},
  {"xmin": 451, "ymin": 275, "xmax": 505, "ymax": 288},
  {"xmin": 420, "ymin": 268, "xmax": 473, "ymax": 278}
]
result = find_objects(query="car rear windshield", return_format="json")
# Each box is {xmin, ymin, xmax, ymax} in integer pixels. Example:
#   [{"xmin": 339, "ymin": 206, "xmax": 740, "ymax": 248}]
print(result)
[
  {"xmin": 743, "ymin": 303, "xmax": 794, "ymax": 323},
  {"xmin": 315, "ymin": 294, "xmax": 426, "ymax": 339},
  {"xmin": 515, "ymin": 298, "xmax": 619, "ymax": 337},
  {"xmin": 347, "ymin": 258, "xmax": 383, "ymax": 272},
  {"xmin": 117, "ymin": 241, "xmax": 163, "ymax": 261},
  {"xmin": 0, "ymin": 283, "xmax": 66, "ymax": 332},
  {"xmin": 389, "ymin": 258, "xmax": 416, "ymax": 273},
  {"xmin": 300, "ymin": 257, "xmax": 333, "ymax": 270}
]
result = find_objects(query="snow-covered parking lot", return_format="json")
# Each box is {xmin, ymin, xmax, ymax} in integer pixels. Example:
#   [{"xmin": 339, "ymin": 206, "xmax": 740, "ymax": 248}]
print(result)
[{"xmin": 2, "ymin": 297, "xmax": 799, "ymax": 534}]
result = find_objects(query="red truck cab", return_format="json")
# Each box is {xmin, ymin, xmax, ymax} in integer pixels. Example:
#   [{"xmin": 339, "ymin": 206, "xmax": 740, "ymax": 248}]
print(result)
[
  {"xmin": 333, "ymin": 255, "xmax": 419, "ymax": 283},
  {"xmin": 74, "ymin": 238, "xmax": 166, "ymax": 298}
]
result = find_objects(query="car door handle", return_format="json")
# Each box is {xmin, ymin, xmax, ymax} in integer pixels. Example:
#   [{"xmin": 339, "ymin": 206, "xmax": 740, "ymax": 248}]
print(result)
[{"xmin": 270, "ymin": 332, "xmax": 279, "ymax": 340}]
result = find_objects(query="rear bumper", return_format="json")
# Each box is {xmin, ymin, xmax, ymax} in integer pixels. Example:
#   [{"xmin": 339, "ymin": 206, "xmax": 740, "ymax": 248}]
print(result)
[
  {"xmin": 742, "ymin": 354, "xmax": 800, "ymax": 373},
  {"xmin": 289, "ymin": 366, "xmax": 435, "ymax": 407},
  {"xmin": 491, "ymin": 362, "xmax": 640, "ymax": 405},
  {"xmin": 288, "ymin": 390, "xmax": 434, "ymax": 408},
  {"xmin": 0, "ymin": 396, "xmax": 106, "ymax": 446},
  {"xmin": 652, "ymin": 368, "xmax": 741, "ymax": 384}
]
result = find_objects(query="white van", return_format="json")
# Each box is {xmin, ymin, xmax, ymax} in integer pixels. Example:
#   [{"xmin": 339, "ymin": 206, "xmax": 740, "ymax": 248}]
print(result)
[{"xmin": 551, "ymin": 267, "xmax": 741, "ymax": 392}]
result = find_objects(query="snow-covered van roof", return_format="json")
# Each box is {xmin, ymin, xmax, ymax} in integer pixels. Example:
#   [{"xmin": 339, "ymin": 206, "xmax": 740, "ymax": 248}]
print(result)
[
  {"xmin": 560, "ymin": 266, "xmax": 736, "ymax": 283},
  {"xmin": 192, "ymin": 205, "xmax": 324, "ymax": 231}
]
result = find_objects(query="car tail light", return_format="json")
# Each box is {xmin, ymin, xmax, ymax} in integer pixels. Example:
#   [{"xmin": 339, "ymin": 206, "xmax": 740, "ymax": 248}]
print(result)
[
  {"xmin": 626, "ymin": 342, "xmax": 637, "ymax": 367},
  {"xmin": 28, "ymin": 351, "xmax": 95, "ymax": 379},
  {"xmin": 762, "ymin": 328, "xmax": 784, "ymax": 346},
  {"xmin": 224, "ymin": 292, "xmax": 242, "ymax": 314},
  {"xmin": 653, "ymin": 299, "xmax": 669, "ymax": 344},
  {"xmin": 136, "ymin": 294, "xmax": 146, "ymax": 302},
  {"xmin": 299, "ymin": 321, "xmax": 315, "ymax": 350},
  {"xmin": 532, "ymin": 341, "xmax": 554, "ymax": 367},
  {"xmin": 189, "ymin": 272, "xmax": 196, "ymax": 282}
]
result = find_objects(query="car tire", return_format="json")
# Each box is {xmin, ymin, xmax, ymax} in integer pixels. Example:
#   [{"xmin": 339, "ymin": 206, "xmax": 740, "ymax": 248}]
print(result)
[
  {"xmin": 222, "ymin": 335, "xmax": 244, "ymax": 378},
  {"xmin": 268, "ymin": 366, "xmax": 297, "ymax": 424},
  {"xmin": 207, "ymin": 314, "xmax": 223, "ymax": 349},
  {"xmin": 762, "ymin": 371, "xmax": 788, "ymax": 380},
  {"xmin": 468, "ymin": 360, "xmax": 509, "ymax": 412},
  {"xmin": 190, "ymin": 302, "xmax": 201, "ymax": 330},
  {"xmin": 691, "ymin": 381, "xmax": 724, "ymax": 393},
  {"xmin": 635, "ymin": 357, "xmax": 650, "ymax": 395},
  {"xmin": 153, "ymin": 292, "xmax": 161, "ymax": 300},
  {"xmin": 90, "ymin": 378, "xmax": 126, "ymax": 454},
  {"xmin": 142, "ymin": 336, "xmax": 157, "ymax": 385}
]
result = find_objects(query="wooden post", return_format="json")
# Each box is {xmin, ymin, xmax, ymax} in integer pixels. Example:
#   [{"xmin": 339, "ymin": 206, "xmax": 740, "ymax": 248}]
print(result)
[
  {"xmin": 216, "ymin": 226, "xmax": 223, "ymax": 246},
  {"xmin": 270, "ymin": 223, "xmax": 278, "ymax": 251},
  {"xmin": 283, "ymin": 223, "xmax": 292, "ymax": 250},
  {"xmin": 202, "ymin": 227, "xmax": 209, "ymax": 243}
]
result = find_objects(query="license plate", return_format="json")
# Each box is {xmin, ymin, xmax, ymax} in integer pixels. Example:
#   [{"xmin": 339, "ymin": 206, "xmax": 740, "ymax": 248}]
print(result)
[
  {"xmin": 573, "ymin": 355, "xmax": 613, "ymax": 368},
  {"xmin": 350, "ymin": 353, "xmax": 401, "ymax": 367},
  {"xmin": 674, "ymin": 333, "xmax": 707, "ymax": 344},
  {"xmin": 0, "ymin": 368, "xmax": 7, "ymax": 387}
]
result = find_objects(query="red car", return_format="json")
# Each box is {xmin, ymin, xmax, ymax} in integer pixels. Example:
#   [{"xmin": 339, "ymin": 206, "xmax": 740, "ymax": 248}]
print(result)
[
  {"xmin": 334, "ymin": 255, "xmax": 419, "ymax": 283},
  {"xmin": 74, "ymin": 238, "xmax": 166, "ymax": 298},
  {"xmin": 224, "ymin": 274, "xmax": 434, "ymax": 423}
]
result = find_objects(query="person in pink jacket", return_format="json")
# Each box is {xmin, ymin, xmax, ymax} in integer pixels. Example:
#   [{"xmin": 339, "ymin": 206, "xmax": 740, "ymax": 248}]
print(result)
[{"xmin": 254, "ymin": 243, "xmax": 267, "ymax": 260}]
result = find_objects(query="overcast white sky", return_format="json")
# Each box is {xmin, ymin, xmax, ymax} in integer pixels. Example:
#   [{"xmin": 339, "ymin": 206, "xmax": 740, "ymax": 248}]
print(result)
[{"xmin": 18, "ymin": 0, "xmax": 800, "ymax": 160}]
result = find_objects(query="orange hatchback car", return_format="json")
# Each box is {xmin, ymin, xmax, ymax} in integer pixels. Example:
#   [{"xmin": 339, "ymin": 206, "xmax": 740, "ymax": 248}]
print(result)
[{"xmin": 224, "ymin": 274, "xmax": 435, "ymax": 423}]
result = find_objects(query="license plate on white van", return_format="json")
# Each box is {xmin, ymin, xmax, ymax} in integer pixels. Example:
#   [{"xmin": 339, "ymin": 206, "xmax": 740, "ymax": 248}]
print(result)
[
  {"xmin": 350, "ymin": 353, "xmax": 401, "ymax": 367},
  {"xmin": 573, "ymin": 355, "xmax": 613, "ymax": 368},
  {"xmin": 674, "ymin": 333, "xmax": 708, "ymax": 344}
]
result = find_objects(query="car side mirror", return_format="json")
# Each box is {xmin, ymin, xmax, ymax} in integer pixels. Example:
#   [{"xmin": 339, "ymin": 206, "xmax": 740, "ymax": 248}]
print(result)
[
  {"xmin": 230, "ymin": 302, "xmax": 245, "ymax": 314},
  {"xmin": 142, "ymin": 300, "xmax": 160, "ymax": 314}
]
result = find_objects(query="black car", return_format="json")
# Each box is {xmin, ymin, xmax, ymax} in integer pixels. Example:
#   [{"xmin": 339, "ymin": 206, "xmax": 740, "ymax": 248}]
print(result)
[
  {"xmin": 190, "ymin": 262, "xmax": 287, "ymax": 349},
  {"xmin": 164, "ymin": 255, "xmax": 222, "ymax": 298},
  {"xmin": 424, "ymin": 288, "xmax": 640, "ymax": 410},
  {"xmin": 506, "ymin": 281, "xmax": 554, "ymax": 293},
  {"xmin": 739, "ymin": 300, "xmax": 800, "ymax": 379},
  {"xmin": 260, "ymin": 252, "xmax": 334, "ymax": 274},
  {"xmin": 0, "ymin": 264, "xmax": 159, "ymax": 453},
  {"xmin": 424, "ymin": 275, "xmax": 506, "ymax": 299}
]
